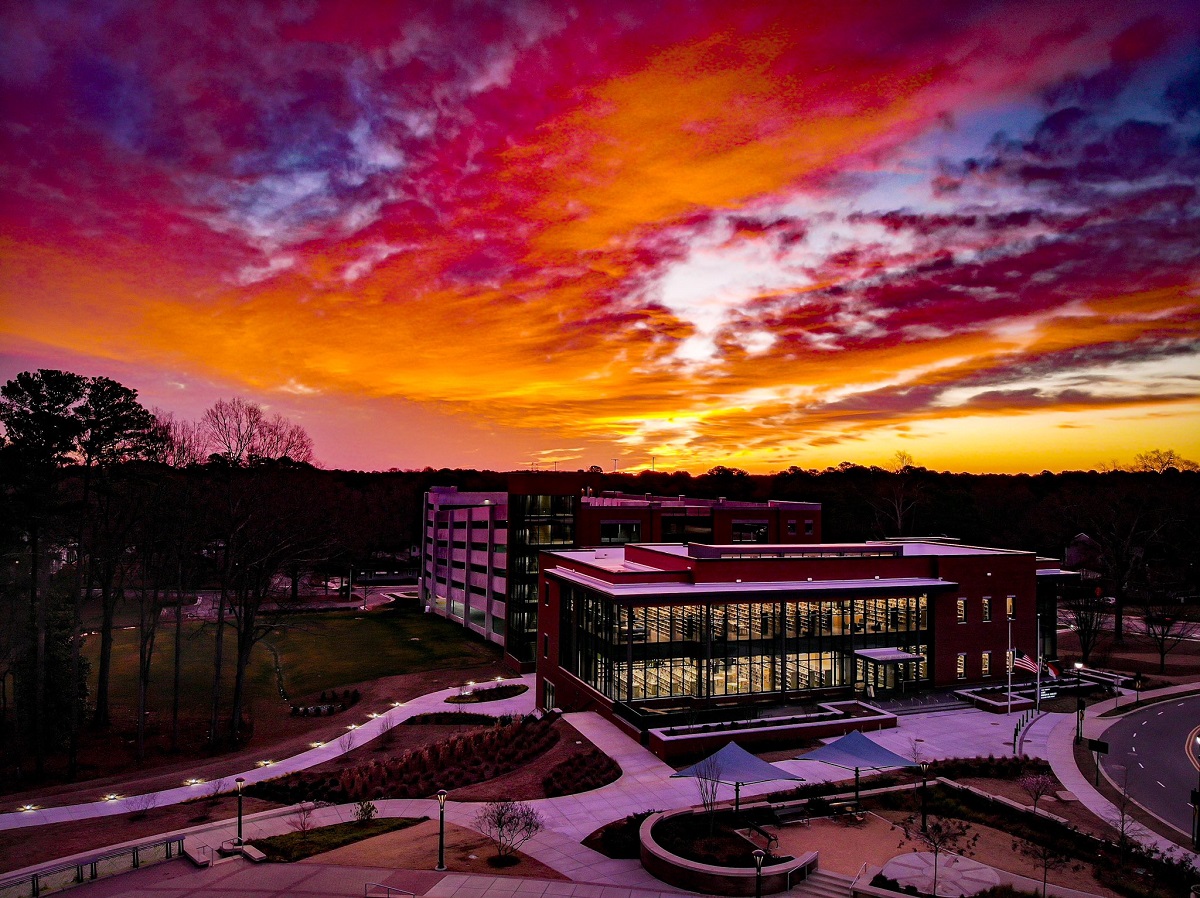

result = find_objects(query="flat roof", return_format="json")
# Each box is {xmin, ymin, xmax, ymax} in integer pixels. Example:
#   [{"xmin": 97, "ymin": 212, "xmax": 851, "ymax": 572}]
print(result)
[{"xmin": 546, "ymin": 565, "xmax": 953, "ymax": 598}]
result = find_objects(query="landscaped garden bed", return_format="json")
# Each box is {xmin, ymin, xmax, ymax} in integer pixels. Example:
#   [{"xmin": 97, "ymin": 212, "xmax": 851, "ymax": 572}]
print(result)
[
  {"xmin": 649, "ymin": 701, "xmax": 896, "ymax": 759},
  {"xmin": 445, "ymin": 683, "xmax": 529, "ymax": 704},
  {"xmin": 247, "ymin": 713, "xmax": 560, "ymax": 804},
  {"xmin": 253, "ymin": 816, "xmax": 425, "ymax": 862}
]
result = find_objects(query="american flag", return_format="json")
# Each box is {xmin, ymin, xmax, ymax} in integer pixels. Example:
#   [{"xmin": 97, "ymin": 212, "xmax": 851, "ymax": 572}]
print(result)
[{"xmin": 1012, "ymin": 650, "xmax": 1040, "ymax": 675}]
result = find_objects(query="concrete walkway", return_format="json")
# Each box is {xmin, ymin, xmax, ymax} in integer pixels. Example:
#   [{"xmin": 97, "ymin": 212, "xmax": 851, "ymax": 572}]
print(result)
[
  {"xmin": 9, "ymin": 679, "xmax": 1197, "ymax": 891},
  {"xmin": 0, "ymin": 675, "xmax": 539, "ymax": 832}
]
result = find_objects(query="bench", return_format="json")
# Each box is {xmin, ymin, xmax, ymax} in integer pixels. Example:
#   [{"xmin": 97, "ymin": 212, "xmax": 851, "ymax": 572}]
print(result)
[{"xmin": 241, "ymin": 845, "xmax": 266, "ymax": 863}]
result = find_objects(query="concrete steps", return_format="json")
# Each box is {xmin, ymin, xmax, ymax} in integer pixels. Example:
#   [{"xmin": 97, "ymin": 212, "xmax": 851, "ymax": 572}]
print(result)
[{"xmin": 791, "ymin": 869, "xmax": 854, "ymax": 897}]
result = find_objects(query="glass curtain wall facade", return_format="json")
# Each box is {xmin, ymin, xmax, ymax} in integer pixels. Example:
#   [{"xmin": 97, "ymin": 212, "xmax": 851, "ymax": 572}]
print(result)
[
  {"xmin": 558, "ymin": 586, "xmax": 929, "ymax": 703},
  {"xmin": 507, "ymin": 492, "xmax": 577, "ymax": 664}
]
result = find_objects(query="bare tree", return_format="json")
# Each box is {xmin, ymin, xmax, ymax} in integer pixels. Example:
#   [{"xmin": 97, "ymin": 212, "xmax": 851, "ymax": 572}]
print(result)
[
  {"xmin": 1132, "ymin": 448, "xmax": 1199, "ymax": 473},
  {"xmin": 871, "ymin": 451, "xmax": 924, "ymax": 537},
  {"xmin": 126, "ymin": 791, "xmax": 158, "ymax": 820},
  {"xmin": 203, "ymin": 397, "xmax": 262, "ymax": 464},
  {"xmin": 1137, "ymin": 597, "xmax": 1200, "ymax": 674},
  {"xmin": 693, "ymin": 755, "xmax": 724, "ymax": 833},
  {"xmin": 202, "ymin": 398, "xmax": 315, "ymax": 466},
  {"xmin": 1060, "ymin": 594, "xmax": 1108, "ymax": 665},
  {"xmin": 1012, "ymin": 836, "xmax": 1078, "ymax": 898},
  {"xmin": 474, "ymin": 800, "xmax": 544, "ymax": 860},
  {"xmin": 254, "ymin": 414, "xmax": 314, "ymax": 464},
  {"xmin": 900, "ymin": 814, "xmax": 979, "ymax": 898},
  {"xmin": 150, "ymin": 410, "xmax": 209, "ymax": 467},
  {"xmin": 288, "ymin": 803, "xmax": 316, "ymax": 840},
  {"xmin": 1017, "ymin": 772, "xmax": 1057, "ymax": 812}
]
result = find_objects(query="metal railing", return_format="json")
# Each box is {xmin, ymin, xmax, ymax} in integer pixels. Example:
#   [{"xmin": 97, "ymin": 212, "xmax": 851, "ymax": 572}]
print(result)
[
  {"xmin": 850, "ymin": 860, "xmax": 870, "ymax": 894},
  {"xmin": 0, "ymin": 836, "xmax": 184, "ymax": 898},
  {"xmin": 364, "ymin": 884, "xmax": 416, "ymax": 898}
]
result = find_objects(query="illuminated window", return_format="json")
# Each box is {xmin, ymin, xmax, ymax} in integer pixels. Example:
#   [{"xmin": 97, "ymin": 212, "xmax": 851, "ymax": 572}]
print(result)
[
  {"xmin": 1007, "ymin": 595, "xmax": 1015, "ymax": 619},
  {"xmin": 956, "ymin": 654, "xmax": 966, "ymax": 679},
  {"xmin": 981, "ymin": 597, "xmax": 992, "ymax": 622},
  {"xmin": 957, "ymin": 598, "xmax": 967, "ymax": 624},
  {"xmin": 981, "ymin": 652, "xmax": 991, "ymax": 677}
]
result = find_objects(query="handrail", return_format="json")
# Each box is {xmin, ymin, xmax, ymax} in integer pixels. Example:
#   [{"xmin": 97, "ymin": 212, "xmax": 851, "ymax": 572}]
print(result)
[
  {"xmin": 0, "ymin": 835, "xmax": 185, "ymax": 895},
  {"xmin": 364, "ymin": 884, "xmax": 416, "ymax": 898},
  {"xmin": 850, "ymin": 860, "xmax": 869, "ymax": 893}
]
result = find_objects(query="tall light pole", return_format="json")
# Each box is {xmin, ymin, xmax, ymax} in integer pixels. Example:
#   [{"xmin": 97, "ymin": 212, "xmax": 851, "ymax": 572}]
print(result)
[
  {"xmin": 753, "ymin": 848, "xmax": 765, "ymax": 898},
  {"xmin": 1074, "ymin": 663, "xmax": 1084, "ymax": 744},
  {"xmin": 235, "ymin": 776, "xmax": 245, "ymax": 845},
  {"xmin": 920, "ymin": 761, "xmax": 930, "ymax": 833},
  {"xmin": 436, "ymin": 789, "xmax": 448, "ymax": 871}
]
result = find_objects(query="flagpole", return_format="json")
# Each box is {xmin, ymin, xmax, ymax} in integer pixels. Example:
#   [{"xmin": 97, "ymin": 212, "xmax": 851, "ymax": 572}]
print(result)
[
  {"xmin": 1035, "ymin": 611, "xmax": 1042, "ymax": 714},
  {"xmin": 1007, "ymin": 616, "xmax": 1013, "ymax": 716}
]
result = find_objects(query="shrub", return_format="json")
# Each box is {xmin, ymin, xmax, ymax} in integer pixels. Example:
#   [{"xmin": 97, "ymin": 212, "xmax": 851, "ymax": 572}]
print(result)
[
  {"xmin": 354, "ymin": 800, "xmax": 377, "ymax": 822},
  {"xmin": 543, "ymin": 748, "xmax": 621, "ymax": 796}
]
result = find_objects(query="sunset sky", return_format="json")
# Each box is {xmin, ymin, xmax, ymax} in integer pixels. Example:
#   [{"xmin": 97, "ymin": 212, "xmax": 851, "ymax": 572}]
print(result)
[{"xmin": 2, "ymin": 1, "xmax": 1198, "ymax": 473}]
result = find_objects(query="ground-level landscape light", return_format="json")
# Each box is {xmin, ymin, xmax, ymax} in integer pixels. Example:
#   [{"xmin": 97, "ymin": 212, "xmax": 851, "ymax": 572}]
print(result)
[
  {"xmin": 183, "ymin": 778, "xmax": 204, "ymax": 787},
  {"xmin": 103, "ymin": 794, "xmax": 119, "ymax": 802},
  {"xmin": 436, "ymin": 789, "xmax": 448, "ymax": 871},
  {"xmin": 367, "ymin": 712, "xmax": 380, "ymax": 719},
  {"xmin": 19, "ymin": 804, "xmax": 37, "ymax": 812},
  {"xmin": 310, "ymin": 741, "xmax": 324, "ymax": 748},
  {"xmin": 255, "ymin": 760, "xmax": 274, "ymax": 767}
]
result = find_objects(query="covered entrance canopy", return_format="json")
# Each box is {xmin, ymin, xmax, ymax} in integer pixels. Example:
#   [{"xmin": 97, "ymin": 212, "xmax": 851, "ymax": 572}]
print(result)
[
  {"xmin": 855, "ymin": 647, "xmax": 925, "ymax": 696},
  {"xmin": 673, "ymin": 741, "xmax": 804, "ymax": 812},
  {"xmin": 794, "ymin": 730, "xmax": 916, "ymax": 803}
]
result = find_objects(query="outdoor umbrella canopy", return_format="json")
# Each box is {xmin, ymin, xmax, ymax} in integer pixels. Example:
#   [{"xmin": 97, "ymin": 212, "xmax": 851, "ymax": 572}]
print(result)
[
  {"xmin": 793, "ymin": 730, "xmax": 916, "ymax": 804},
  {"xmin": 673, "ymin": 741, "xmax": 804, "ymax": 812}
]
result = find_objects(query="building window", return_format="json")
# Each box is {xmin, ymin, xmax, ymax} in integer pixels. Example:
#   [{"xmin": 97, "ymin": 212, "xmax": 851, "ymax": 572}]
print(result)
[
  {"xmin": 981, "ymin": 597, "xmax": 992, "ymax": 622},
  {"xmin": 956, "ymin": 598, "xmax": 967, "ymax": 624},
  {"xmin": 956, "ymin": 654, "xmax": 966, "ymax": 680},
  {"xmin": 543, "ymin": 634, "xmax": 549, "ymax": 658},
  {"xmin": 804, "ymin": 520, "xmax": 814, "ymax": 536},
  {"xmin": 544, "ymin": 583, "xmax": 550, "ymax": 606},
  {"xmin": 543, "ymin": 680, "xmax": 556, "ymax": 711},
  {"xmin": 787, "ymin": 520, "xmax": 797, "ymax": 536},
  {"xmin": 731, "ymin": 520, "xmax": 769, "ymax": 543},
  {"xmin": 600, "ymin": 521, "xmax": 641, "ymax": 544},
  {"xmin": 981, "ymin": 652, "xmax": 991, "ymax": 677},
  {"xmin": 1007, "ymin": 595, "xmax": 1015, "ymax": 619}
]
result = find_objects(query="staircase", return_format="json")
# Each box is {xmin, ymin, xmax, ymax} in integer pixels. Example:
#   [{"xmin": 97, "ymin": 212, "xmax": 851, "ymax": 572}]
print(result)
[{"xmin": 791, "ymin": 869, "xmax": 855, "ymax": 897}]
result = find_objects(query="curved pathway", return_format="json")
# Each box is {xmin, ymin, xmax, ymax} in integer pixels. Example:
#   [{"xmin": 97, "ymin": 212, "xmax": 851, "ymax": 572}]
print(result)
[
  {"xmin": 0, "ymin": 675, "xmax": 538, "ymax": 832},
  {"xmin": 10, "ymin": 678, "xmax": 1196, "ymax": 887}
]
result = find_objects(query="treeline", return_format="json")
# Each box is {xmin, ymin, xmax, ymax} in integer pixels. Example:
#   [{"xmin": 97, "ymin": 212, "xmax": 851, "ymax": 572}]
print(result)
[{"xmin": 2, "ymin": 368, "xmax": 1197, "ymax": 785}]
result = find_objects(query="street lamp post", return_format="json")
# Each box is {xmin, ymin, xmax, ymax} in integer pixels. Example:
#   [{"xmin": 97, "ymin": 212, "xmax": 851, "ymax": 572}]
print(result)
[
  {"xmin": 920, "ymin": 761, "xmax": 930, "ymax": 833},
  {"xmin": 235, "ymin": 777, "xmax": 245, "ymax": 846},
  {"xmin": 436, "ymin": 790, "xmax": 448, "ymax": 871},
  {"xmin": 1193, "ymin": 737, "xmax": 1200, "ymax": 851},
  {"xmin": 1074, "ymin": 663, "xmax": 1084, "ymax": 745},
  {"xmin": 753, "ymin": 848, "xmax": 766, "ymax": 898}
]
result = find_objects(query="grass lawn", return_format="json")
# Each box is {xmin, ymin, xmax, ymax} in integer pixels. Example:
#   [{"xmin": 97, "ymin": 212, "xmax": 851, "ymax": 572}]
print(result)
[
  {"xmin": 253, "ymin": 816, "xmax": 426, "ymax": 862},
  {"xmin": 81, "ymin": 604, "xmax": 500, "ymax": 725}
]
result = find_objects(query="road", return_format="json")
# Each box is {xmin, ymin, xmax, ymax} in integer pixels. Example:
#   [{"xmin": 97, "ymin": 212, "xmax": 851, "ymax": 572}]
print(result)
[{"xmin": 1098, "ymin": 694, "xmax": 1200, "ymax": 835}]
